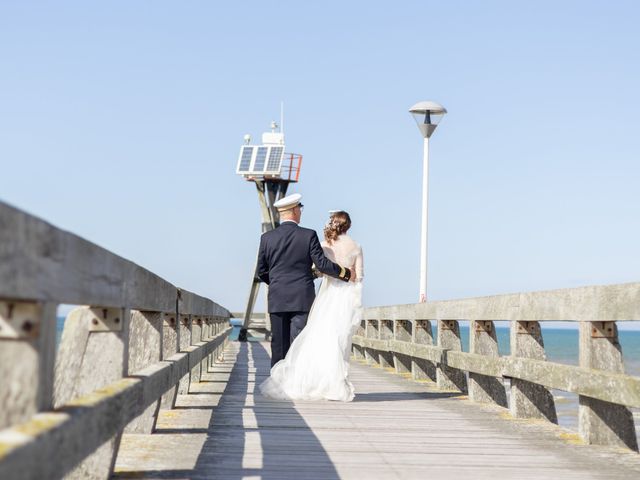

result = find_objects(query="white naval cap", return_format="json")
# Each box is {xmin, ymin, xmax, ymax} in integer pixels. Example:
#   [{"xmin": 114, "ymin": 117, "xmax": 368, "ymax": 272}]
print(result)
[{"xmin": 273, "ymin": 193, "xmax": 302, "ymax": 211}]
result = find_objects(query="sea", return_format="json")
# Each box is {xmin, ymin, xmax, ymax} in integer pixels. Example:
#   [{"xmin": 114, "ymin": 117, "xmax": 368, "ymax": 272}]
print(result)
[{"xmin": 56, "ymin": 317, "xmax": 640, "ymax": 436}]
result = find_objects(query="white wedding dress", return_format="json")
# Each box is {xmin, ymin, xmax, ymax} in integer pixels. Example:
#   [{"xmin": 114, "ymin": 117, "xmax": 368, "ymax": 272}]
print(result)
[{"xmin": 259, "ymin": 234, "xmax": 364, "ymax": 402}]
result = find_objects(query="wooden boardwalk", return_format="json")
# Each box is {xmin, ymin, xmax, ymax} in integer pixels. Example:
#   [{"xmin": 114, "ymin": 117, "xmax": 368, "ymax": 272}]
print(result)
[{"xmin": 114, "ymin": 341, "xmax": 640, "ymax": 480}]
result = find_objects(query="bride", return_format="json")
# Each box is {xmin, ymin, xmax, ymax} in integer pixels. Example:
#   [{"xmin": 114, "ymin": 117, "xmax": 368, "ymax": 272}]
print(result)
[{"xmin": 259, "ymin": 210, "xmax": 364, "ymax": 402}]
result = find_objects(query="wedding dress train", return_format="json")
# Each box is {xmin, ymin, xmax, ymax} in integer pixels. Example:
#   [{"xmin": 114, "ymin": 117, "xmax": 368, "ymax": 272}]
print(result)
[{"xmin": 259, "ymin": 234, "xmax": 364, "ymax": 402}]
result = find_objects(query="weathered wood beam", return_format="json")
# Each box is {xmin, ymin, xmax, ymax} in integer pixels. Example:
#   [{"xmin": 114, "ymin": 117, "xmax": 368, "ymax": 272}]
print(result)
[
  {"xmin": 160, "ymin": 313, "xmax": 179, "ymax": 409},
  {"xmin": 53, "ymin": 307, "xmax": 130, "ymax": 479},
  {"xmin": 364, "ymin": 320, "xmax": 380, "ymax": 366},
  {"xmin": 437, "ymin": 320, "xmax": 467, "ymax": 393},
  {"xmin": 468, "ymin": 320, "xmax": 507, "ymax": 407},
  {"xmin": 0, "ymin": 201, "xmax": 229, "ymax": 318},
  {"xmin": 578, "ymin": 321, "xmax": 638, "ymax": 450},
  {"xmin": 0, "ymin": 327, "xmax": 231, "ymax": 480},
  {"xmin": 352, "ymin": 336, "xmax": 640, "ymax": 409},
  {"xmin": 378, "ymin": 320, "xmax": 394, "ymax": 368},
  {"xmin": 411, "ymin": 319, "xmax": 436, "ymax": 381},
  {"xmin": 0, "ymin": 300, "xmax": 57, "ymax": 429},
  {"xmin": 125, "ymin": 310, "xmax": 163, "ymax": 434},
  {"xmin": 509, "ymin": 320, "xmax": 557, "ymax": 423},
  {"xmin": 364, "ymin": 282, "xmax": 640, "ymax": 322},
  {"xmin": 392, "ymin": 320, "xmax": 412, "ymax": 375}
]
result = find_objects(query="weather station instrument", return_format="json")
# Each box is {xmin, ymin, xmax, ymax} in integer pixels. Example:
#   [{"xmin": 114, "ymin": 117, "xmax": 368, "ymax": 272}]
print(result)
[{"xmin": 236, "ymin": 119, "xmax": 303, "ymax": 341}]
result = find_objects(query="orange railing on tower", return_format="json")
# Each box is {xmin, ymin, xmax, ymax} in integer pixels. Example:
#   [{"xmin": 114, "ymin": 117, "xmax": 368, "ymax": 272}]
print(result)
[{"xmin": 280, "ymin": 153, "xmax": 303, "ymax": 182}]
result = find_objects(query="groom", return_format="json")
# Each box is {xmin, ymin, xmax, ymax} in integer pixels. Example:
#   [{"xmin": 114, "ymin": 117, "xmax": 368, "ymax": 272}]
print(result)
[{"xmin": 257, "ymin": 193, "xmax": 353, "ymax": 366}]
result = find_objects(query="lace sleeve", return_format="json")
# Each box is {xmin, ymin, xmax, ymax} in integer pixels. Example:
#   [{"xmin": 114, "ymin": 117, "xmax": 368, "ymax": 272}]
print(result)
[{"xmin": 355, "ymin": 246, "xmax": 364, "ymax": 282}]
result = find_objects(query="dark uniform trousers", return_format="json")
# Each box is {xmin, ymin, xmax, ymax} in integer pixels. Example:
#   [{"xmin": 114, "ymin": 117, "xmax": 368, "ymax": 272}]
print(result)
[{"xmin": 269, "ymin": 311, "xmax": 308, "ymax": 367}]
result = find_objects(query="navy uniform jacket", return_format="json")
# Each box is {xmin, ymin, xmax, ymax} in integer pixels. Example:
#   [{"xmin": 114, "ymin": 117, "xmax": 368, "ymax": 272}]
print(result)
[{"xmin": 257, "ymin": 221, "xmax": 344, "ymax": 313}]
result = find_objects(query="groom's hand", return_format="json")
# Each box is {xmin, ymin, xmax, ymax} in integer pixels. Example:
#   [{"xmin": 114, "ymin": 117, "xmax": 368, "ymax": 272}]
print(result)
[{"xmin": 338, "ymin": 266, "xmax": 351, "ymax": 282}]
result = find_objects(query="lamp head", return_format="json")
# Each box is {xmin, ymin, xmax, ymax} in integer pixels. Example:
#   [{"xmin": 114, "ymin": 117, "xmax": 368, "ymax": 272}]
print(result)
[{"xmin": 409, "ymin": 101, "xmax": 447, "ymax": 138}]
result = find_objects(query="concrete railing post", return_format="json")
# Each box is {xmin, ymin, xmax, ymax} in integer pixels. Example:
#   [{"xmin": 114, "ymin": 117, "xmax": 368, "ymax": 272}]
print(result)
[
  {"xmin": 54, "ymin": 306, "xmax": 130, "ymax": 480},
  {"xmin": 212, "ymin": 318, "xmax": 220, "ymax": 363},
  {"xmin": 125, "ymin": 310, "xmax": 162, "ymax": 433},
  {"xmin": 437, "ymin": 319, "xmax": 467, "ymax": 392},
  {"xmin": 469, "ymin": 320, "xmax": 507, "ymax": 406},
  {"xmin": 190, "ymin": 316, "xmax": 203, "ymax": 384},
  {"xmin": 216, "ymin": 318, "xmax": 226, "ymax": 363},
  {"xmin": 177, "ymin": 314, "xmax": 191, "ymax": 394},
  {"xmin": 207, "ymin": 317, "xmax": 224, "ymax": 368},
  {"xmin": 365, "ymin": 319, "xmax": 379, "ymax": 365},
  {"xmin": 160, "ymin": 312, "xmax": 179, "ymax": 409},
  {"xmin": 412, "ymin": 319, "xmax": 436, "ymax": 382},
  {"xmin": 578, "ymin": 321, "xmax": 638, "ymax": 451},
  {"xmin": 352, "ymin": 320, "xmax": 366, "ymax": 360},
  {"xmin": 202, "ymin": 317, "xmax": 212, "ymax": 372},
  {"xmin": 0, "ymin": 300, "xmax": 57, "ymax": 429},
  {"xmin": 379, "ymin": 320, "xmax": 394, "ymax": 368},
  {"xmin": 393, "ymin": 320, "xmax": 412, "ymax": 375},
  {"xmin": 509, "ymin": 321, "xmax": 557, "ymax": 422}
]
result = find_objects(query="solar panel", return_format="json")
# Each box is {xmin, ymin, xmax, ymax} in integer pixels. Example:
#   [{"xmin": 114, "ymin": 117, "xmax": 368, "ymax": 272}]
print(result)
[
  {"xmin": 265, "ymin": 146, "xmax": 284, "ymax": 174},
  {"xmin": 253, "ymin": 147, "xmax": 268, "ymax": 172},
  {"xmin": 237, "ymin": 146, "xmax": 254, "ymax": 173},
  {"xmin": 237, "ymin": 144, "xmax": 286, "ymax": 176}
]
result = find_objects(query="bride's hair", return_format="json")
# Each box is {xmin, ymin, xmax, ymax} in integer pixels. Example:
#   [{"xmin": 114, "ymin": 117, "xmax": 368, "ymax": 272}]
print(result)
[{"xmin": 324, "ymin": 211, "xmax": 351, "ymax": 245}]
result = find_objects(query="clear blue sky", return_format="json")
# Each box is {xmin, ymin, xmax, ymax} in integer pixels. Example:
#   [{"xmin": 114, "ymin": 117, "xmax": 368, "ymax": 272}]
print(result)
[{"xmin": 1, "ymin": 2, "xmax": 639, "ymax": 322}]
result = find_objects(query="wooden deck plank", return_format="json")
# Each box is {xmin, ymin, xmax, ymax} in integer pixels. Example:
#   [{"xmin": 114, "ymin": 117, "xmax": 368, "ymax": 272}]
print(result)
[{"xmin": 114, "ymin": 341, "xmax": 640, "ymax": 480}]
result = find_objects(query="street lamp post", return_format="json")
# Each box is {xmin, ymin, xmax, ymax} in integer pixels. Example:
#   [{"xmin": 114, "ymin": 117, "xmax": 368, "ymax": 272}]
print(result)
[{"xmin": 409, "ymin": 101, "xmax": 447, "ymax": 303}]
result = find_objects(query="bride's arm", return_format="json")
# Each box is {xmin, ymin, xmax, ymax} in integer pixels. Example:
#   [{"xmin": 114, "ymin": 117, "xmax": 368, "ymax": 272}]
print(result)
[
  {"xmin": 310, "ymin": 232, "xmax": 351, "ymax": 281},
  {"xmin": 355, "ymin": 246, "xmax": 364, "ymax": 282}
]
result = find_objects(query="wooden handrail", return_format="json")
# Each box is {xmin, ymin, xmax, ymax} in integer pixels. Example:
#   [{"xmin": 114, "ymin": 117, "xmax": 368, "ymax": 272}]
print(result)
[
  {"xmin": 354, "ymin": 283, "xmax": 640, "ymax": 453},
  {"xmin": 0, "ymin": 201, "xmax": 232, "ymax": 479}
]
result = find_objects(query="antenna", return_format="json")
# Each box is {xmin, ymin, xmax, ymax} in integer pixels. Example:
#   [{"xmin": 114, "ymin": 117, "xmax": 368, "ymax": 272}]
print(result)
[{"xmin": 280, "ymin": 101, "xmax": 284, "ymax": 135}]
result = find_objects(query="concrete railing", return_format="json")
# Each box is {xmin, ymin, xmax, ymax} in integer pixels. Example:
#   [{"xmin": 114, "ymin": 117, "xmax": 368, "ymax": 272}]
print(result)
[
  {"xmin": 0, "ymin": 201, "xmax": 231, "ymax": 479},
  {"xmin": 353, "ymin": 283, "xmax": 640, "ymax": 452}
]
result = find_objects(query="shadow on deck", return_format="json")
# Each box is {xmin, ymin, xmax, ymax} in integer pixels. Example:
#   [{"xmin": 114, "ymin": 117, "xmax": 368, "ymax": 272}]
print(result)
[
  {"xmin": 114, "ymin": 341, "xmax": 640, "ymax": 480},
  {"xmin": 114, "ymin": 342, "xmax": 341, "ymax": 479}
]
